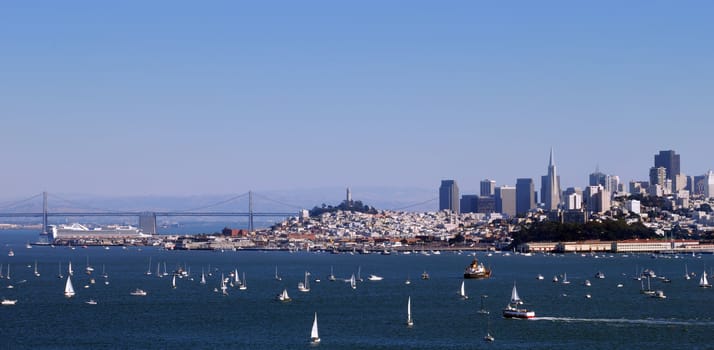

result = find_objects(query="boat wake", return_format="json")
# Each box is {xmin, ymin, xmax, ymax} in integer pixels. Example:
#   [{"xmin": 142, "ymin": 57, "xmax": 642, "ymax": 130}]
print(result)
[{"xmin": 534, "ymin": 316, "xmax": 714, "ymax": 327}]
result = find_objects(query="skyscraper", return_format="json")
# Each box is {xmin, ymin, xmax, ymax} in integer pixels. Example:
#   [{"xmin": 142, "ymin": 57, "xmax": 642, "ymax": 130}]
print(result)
[
  {"xmin": 542, "ymin": 148, "xmax": 561, "ymax": 211},
  {"xmin": 495, "ymin": 186, "xmax": 516, "ymax": 217},
  {"xmin": 705, "ymin": 171, "xmax": 714, "ymax": 199},
  {"xmin": 480, "ymin": 179, "xmax": 496, "ymax": 197},
  {"xmin": 654, "ymin": 150, "xmax": 680, "ymax": 180},
  {"xmin": 589, "ymin": 166, "xmax": 607, "ymax": 187},
  {"xmin": 439, "ymin": 180, "xmax": 460, "ymax": 213},
  {"xmin": 649, "ymin": 166, "xmax": 667, "ymax": 187},
  {"xmin": 516, "ymin": 178, "xmax": 535, "ymax": 216}
]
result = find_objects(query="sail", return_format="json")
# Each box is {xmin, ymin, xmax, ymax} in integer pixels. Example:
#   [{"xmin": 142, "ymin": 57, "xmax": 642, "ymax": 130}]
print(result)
[
  {"xmin": 701, "ymin": 271, "xmax": 709, "ymax": 286},
  {"xmin": 68, "ymin": 261, "xmax": 73, "ymax": 276},
  {"xmin": 311, "ymin": 312, "xmax": 319, "ymax": 339},
  {"xmin": 64, "ymin": 276, "xmax": 75, "ymax": 297},
  {"xmin": 200, "ymin": 272, "xmax": 206, "ymax": 285},
  {"xmin": 460, "ymin": 281, "xmax": 466, "ymax": 297},
  {"xmin": 350, "ymin": 273, "xmax": 356, "ymax": 289},
  {"xmin": 172, "ymin": 275, "xmax": 176, "ymax": 288},
  {"xmin": 407, "ymin": 296, "xmax": 412, "ymax": 322},
  {"xmin": 510, "ymin": 283, "xmax": 521, "ymax": 303}
]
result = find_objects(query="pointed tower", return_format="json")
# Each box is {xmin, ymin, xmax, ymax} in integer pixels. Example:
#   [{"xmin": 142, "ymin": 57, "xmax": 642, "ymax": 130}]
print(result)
[{"xmin": 544, "ymin": 148, "xmax": 561, "ymax": 211}]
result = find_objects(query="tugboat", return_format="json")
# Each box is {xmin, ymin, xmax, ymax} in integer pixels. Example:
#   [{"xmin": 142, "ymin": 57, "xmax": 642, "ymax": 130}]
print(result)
[{"xmin": 463, "ymin": 258, "xmax": 492, "ymax": 279}]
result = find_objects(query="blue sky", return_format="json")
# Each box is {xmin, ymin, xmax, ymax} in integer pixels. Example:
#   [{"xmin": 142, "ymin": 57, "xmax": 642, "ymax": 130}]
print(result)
[{"xmin": 1, "ymin": 1, "xmax": 712, "ymax": 199}]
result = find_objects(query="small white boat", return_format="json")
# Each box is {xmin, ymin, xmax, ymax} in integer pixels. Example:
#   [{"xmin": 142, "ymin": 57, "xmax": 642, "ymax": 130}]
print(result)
[
  {"xmin": 33, "ymin": 260, "xmax": 40, "ymax": 277},
  {"xmin": 484, "ymin": 315, "xmax": 494, "ymax": 342},
  {"xmin": 584, "ymin": 280, "xmax": 591, "ymax": 287},
  {"xmin": 459, "ymin": 280, "xmax": 468, "ymax": 299},
  {"xmin": 64, "ymin": 276, "xmax": 75, "ymax": 298},
  {"xmin": 277, "ymin": 288, "xmax": 291, "ymax": 302},
  {"xmin": 536, "ymin": 274, "xmax": 544, "ymax": 280},
  {"xmin": 350, "ymin": 273, "xmax": 357, "ymax": 290},
  {"xmin": 477, "ymin": 294, "xmax": 489, "ymax": 315},
  {"xmin": 328, "ymin": 266, "xmax": 335, "ymax": 282},
  {"xmin": 172, "ymin": 275, "xmax": 176, "ymax": 289},
  {"xmin": 85, "ymin": 299, "xmax": 98, "ymax": 305},
  {"xmin": 298, "ymin": 271, "xmax": 311, "ymax": 292},
  {"xmin": 699, "ymin": 270, "xmax": 711, "ymax": 288},
  {"xmin": 130, "ymin": 288, "xmax": 147, "ymax": 296},
  {"xmin": 595, "ymin": 271, "xmax": 605, "ymax": 279},
  {"xmin": 275, "ymin": 266, "xmax": 282, "ymax": 281},
  {"xmin": 310, "ymin": 312, "xmax": 321, "ymax": 344},
  {"xmin": 367, "ymin": 274, "xmax": 383, "ymax": 281},
  {"xmin": 1, "ymin": 299, "xmax": 17, "ymax": 305},
  {"xmin": 585, "ymin": 294, "xmax": 592, "ymax": 299},
  {"xmin": 406, "ymin": 296, "xmax": 414, "ymax": 327},
  {"xmin": 552, "ymin": 275, "xmax": 558, "ymax": 283},
  {"xmin": 652, "ymin": 290, "xmax": 666, "ymax": 299}
]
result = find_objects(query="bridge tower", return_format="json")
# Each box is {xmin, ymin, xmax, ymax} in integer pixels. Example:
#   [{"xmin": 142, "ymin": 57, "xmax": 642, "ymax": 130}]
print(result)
[
  {"xmin": 249, "ymin": 191, "xmax": 254, "ymax": 232},
  {"xmin": 42, "ymin": 191, "xmax": 48, "ymax": 235}
]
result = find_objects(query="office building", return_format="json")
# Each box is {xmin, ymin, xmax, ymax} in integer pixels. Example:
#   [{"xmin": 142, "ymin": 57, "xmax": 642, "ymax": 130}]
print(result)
[
  {"xmin": 480, "ymin": 179, "xmax": 496, "ymax": 197},
  {"xmin": 705, "ymin": 171, "xmax": 714, "ymax": 198},
  {"xmin": 542, "ymin": 148, "xmax": 562, "ymax": 210},
  {"xmin": 439, "ymin": 180, "xmax": 460, "ymax": 213},
  {"xmin": 495, "ymin": 186, "xmax": 516, "ymax": 218},
  {"xmin": 516, "ymin": 178, "xmax": 535, "ymax": 216},
  {"xmin": 649, "ymin": 167, "xmax": 667, "ymax": 187},
  {"xmin": 654, "ymin": 150, "xmax": 680, "ymax": 180},
  {"xmin": 460, "ymin": 195, "xmax": 478, "ymax": 214}
]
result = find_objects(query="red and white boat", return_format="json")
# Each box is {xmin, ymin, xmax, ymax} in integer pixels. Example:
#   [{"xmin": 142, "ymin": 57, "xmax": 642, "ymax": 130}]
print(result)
[{"xmin": 502, "ymin": 282, "xmax": 535, "ymax": 319}]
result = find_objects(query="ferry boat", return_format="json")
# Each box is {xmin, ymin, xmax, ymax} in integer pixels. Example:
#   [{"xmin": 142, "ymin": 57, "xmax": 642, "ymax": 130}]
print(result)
[
  {"xmin": 463, "ymin": 258, "xmax": 492, "ymax": 279},
  {"xmin": 502, "ymin": 282, "xmax": 535, "ymax": 319}
]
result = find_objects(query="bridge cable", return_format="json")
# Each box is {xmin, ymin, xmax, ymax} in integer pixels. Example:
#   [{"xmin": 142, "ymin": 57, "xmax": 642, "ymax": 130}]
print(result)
[
  {"xmin": 389, "ymin": 197, "xmax": 438, "ymax": 211},
  {"xmin": 0, "ymin": 193, "xmax": 43, "ymax": 211},
  {"xmin": 48, "ymin": 193, "xmax": 125, "ymax": 213},
  {"xmin": 251, "ymin": 192, "xmax": 304, "ymax": 210},
  {"xmin": 172, "ymin": 192, "xmax": 250, "ymax": 212}
]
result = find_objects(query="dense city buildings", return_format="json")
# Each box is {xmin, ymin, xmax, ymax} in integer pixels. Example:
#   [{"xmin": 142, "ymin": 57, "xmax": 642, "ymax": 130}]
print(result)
[
  {"xmin": 495, "ymin": 186, "xmax": 516, "ymax": 217},
  {"xmin": 654, "ymin": 150, "xmax": 681, "ymax": 180},
  {"xmin": 480, "ymin": 179, "xmax": 496, "ymax": 197},
  {"xmin": 439, "ymin": 180, "xmax": 459, "ymax": 214}
]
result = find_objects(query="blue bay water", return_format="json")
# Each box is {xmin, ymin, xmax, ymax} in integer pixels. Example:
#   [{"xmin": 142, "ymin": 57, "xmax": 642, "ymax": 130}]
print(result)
[{"xmin": 1, "ymin": 229, "xmax": 713, "ymax": 349}]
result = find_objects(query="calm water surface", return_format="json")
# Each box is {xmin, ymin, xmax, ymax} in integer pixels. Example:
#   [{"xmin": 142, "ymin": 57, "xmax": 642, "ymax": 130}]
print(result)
[{"xmin": 1, "ymin": 230, "xmax": 713, "ymax": 349}]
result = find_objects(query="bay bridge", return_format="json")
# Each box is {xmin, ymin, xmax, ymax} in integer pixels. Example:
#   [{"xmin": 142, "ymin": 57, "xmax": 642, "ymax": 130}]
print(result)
[{"xmin": 0, "ymin": 191, "xmax": 305, "ymax": 234}]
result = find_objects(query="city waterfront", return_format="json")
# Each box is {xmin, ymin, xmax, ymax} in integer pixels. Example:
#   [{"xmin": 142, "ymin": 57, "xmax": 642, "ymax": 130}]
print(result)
[{"xmin": 1, "ymin": 230, "xmax": 713, "ymax": 349}]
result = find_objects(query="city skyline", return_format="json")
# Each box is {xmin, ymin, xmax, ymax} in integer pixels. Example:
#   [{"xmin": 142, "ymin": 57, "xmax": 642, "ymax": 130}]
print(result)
[{"xmin": 2, "ymin": 1, "xmax": 713, "ymax": 198}]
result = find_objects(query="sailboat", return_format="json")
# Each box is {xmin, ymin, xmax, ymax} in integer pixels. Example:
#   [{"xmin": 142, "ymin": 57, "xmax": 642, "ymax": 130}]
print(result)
[
  {"xmin": 57, "ymin": 262, "xmax": 64, "ymax": 279},
  {"xmin": 406, "ymin": 296, "xmax": 414, "ymax": 327},
  {"xmin": 172, "ymin": 274, "xmax": 176, "ymax": 289},
  {"xmin": 277, "ymin": 288, "xmax": 291, "ymax": 302},
  {"xmin": 459, "ymin": 280, "xmax": 468, "ymax": 299},
  {"xmin": 34, "ymin": 260, "xmax": 40, "ymax": 277},
  {"xmin": 699, "ymin": 270, "xmax": 711, "ymax": 288},
  {"xmin": 561, "ymin": 272, "xmax": 570, "ymax": 284},
  {"xmin": 502, "ymin": 282, "xmax": 535, "ymax": 319},
  {"xmin": 220, "ymin": 273, "xmax": 228, "ymax": 295},
  {"xmin": 64, "ymin": 275, "xmax": 76, "ymax": 298},
  {"xmin": 68, "ymin": 260, "xmax": 74, "ymax": 276},
  {"xmin": 200, "ymin": 269, "xmax": 207, "ymax": 285},
  {"xmin": 234, "ymin": 268, "xmax": 240, "ymax": 285},
  {"xmin": 350, "ymin": 273, "xmax": 357, "ymax": 290},
  {"xmin": 239, "ymin": 272, "xmax": 247, "ymax": 290},
  {"xmin": 477, "ymin": 295, "xmax": 490, "ymax": 314},
  {"xmin": 328, "ymin": 266, "xmax": 336, "ymax": 281},
  {"xmin": 484, "ymin": 314, "xmax": 495, "ymax": 342},
  {"xmin": 310, "ymin": 312, "xmax": 321, "ymax": 344},
  {"xmin": 146, "ymin": 257, "xmax": 152, "ymax": 276},
  {"xmin": 156, "ymin": 262, "xmax": 161, "ymax": 278},
  {"xmin": 640, "ymin": 276, "xmax": 655, "ymax": 295},
  {"xmin": 298, "ymin": 271, "xmax": 311, "ymax": 292},
  {"xmin": 275, "ymin": 266, "xmax": 282, "ymax": 281},
  {"xmin": 357, "ymin": 266, "xmax": 363, "ymax": 282},
  {"xmin": 685, "ymin": 264, "xmax": 691, "ymax": 280},
  {"xmin": 85, "ymin": 256, "xmax": 94, "ymax": 275}
]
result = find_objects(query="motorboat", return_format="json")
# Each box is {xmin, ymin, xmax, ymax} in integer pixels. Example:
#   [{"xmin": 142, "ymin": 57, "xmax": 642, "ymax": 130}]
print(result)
[{"xmin": 130, "ymin": 288, "xmax": 147, "ymax": 296}]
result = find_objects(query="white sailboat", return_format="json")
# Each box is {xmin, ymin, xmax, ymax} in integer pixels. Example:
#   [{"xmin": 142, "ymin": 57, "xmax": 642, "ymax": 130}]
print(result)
[
  {"xmin": 239, "ymin": 272, "xmax": 247, "ymax": 290},
  {"xmin": 328, "ymin": 266, "xmax": 336, "ymax": 281},
  {"xmin": 57, "ymin": 261, "xmax": 64, "ymax": 279},
  {"xmin": 146, "ymin": 257, "xmax": 152, "ymax": 276},
  {"xmin": 220, "ymin": 273, "xmax": 228, "ymax": 295},
  {"xmin": 699, "ymin": 270, "xmax": 711, "ymax": 288},
  {"xmin": 68, "ymin": 260, "xmax": 74, "ymax": 276},
  {"xmin": 275, "ymin": 266, "xmax": 282, "ymax": 281},
  {"xmin": 156, "ymin": 262, "xmax": 161, "ymax": 278},
  {"xmin": 350, "ymin": 273, "xmax": 357, "ymax": 290},
  {"xmin": 477, "ymin": 294, "xmax": 489, "ymax": 314},
  {"xmin": 483, "ymin": 314, "xmax": 495, "ymax": 342},
  {"xmin": 310, "ymin": 312, "xmax": 320, "ymax": 344},
  {"xmin": 85, "ymin": 256, "xmax": 94, "ymax": 275},
  {"xmin": 64, "ymin": 275, "xmax": 76, "ymax": 298},
  {"xmin": 561, "ymin": 272, "xmax": 570, "ymax": 284},
  {"xmin": 298, "ymin": 271, "xmax": 311, "ymax": 292},
  {"xmin": 34, "ymin": 260, "xmax": 40, "ymax": 277},
  {"xmin": 277, "ymin": 288, "xmax": 291, "ymax": 302},
  {"xmin": 685, "ymin": 264, "xmax": 691, "ymax": 280},
  {"xmin": 357, "ymin": 266, "xmax": 363, "ymax": 282},
  {"xmin": 310, "ymin": 312, "xmax": 321, "ymax": 344},
  {"xmin": 172, "ymin": 274, "xmax": 176, "ymax": 289},
  {"xmin": 459, "ymin": 280, "xmax": 468, "ymax": 299},
  {"xmin": 234, "ymin": 268, "xmax": 240, "ymax": 285},
  {"xmin": 406, "ymin": 296, "xmax": 414, "ymax": 327},
  {"xmin": 200, "ymin": 269, "xmax": 207, "ymax": 285}
]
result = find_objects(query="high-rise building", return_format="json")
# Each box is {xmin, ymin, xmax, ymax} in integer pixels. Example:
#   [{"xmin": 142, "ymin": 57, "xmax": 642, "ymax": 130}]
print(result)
[
  {"xmin": 516, "ymin": 178, "xmax": 535, "ymax": 216},
  {"xmin": 495, "ymin": 186, "xmax": 516, "ymax": 218},
  {"xmin": 649, "ymin": 167, "xmax": 667, "ymax": 187},
  {"xmin": 654, "ymin": 150, "xmax": 681, "ymax": 180},
  {"xmin": 439, "ymin": 180, "xmax": 460, "ymax": 213},
  {"xmin": 705, "ymin": 171, "xmax": 714, "ymax": 199},
  {"xmin": 589, "ymin": 166, "xmax": 607, "ymax": 187},
  {"xmin": 584, "ymin": 185, "xmax": 610, "ymax": 214},
  {"xmin": 460, "ymin": 195, "xmax": 478, "ymax": 214},
  {"xmin": 542, "ymin": 148, "xmax": 561, "ymax": 210},
  {"xmin": 476, "ymin": 196, "xmax": 496, "ymax": 213},
  {"xmin": 480, "ymin": 179, "xmax": 496, "ymax": 197}
]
